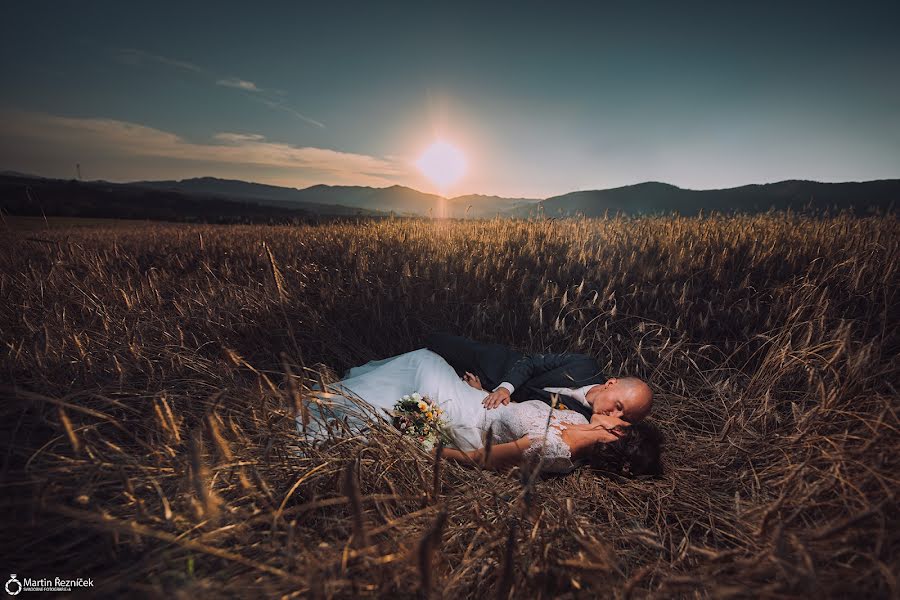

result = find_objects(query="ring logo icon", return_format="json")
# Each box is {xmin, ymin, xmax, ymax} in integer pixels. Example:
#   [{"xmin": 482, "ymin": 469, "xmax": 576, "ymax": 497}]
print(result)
[{"xmin": 6, "ymin": 574, "xmax": 22, "ymax": 596}]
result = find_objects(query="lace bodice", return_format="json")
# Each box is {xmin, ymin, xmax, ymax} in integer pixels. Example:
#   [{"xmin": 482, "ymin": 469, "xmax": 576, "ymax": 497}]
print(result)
[{"xmin": 482, "ymin": 400, "xmax": 588, "ymax": 474}]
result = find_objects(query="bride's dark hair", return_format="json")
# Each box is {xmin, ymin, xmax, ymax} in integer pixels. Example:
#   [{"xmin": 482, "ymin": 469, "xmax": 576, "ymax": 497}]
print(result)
[{"xmin": 589, "ymin": 421, "xmax": 664, "ymax": 477}]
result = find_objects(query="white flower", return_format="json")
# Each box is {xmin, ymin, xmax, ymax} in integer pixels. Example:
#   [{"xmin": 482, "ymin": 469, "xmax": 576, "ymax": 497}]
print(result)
[
  {"xmin": 402, "ymin": 394, "xmax": 411, "ymax": 401},
  {"xmin": 422, "ymin": 438, "xmax": 435, "ymax": 452},
  {"xmin": 411, "ymin": 392, "xmax": 422, "ymax": 402}
]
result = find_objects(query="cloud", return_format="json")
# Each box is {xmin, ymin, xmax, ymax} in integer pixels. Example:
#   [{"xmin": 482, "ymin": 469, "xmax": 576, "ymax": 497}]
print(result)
[
  {"xmin": 216, "ymin": 78, "xmax": 325, "ymax": 127},
  {"xmin": 216, "ymin": 77, "xmax": 261, "ymax": 92},
  {"xmin": 115, "ymin": 48, "xmax": 323, "ymax": 128},
  {"xmin": 0, "ymin": 110, "xmax": 405, "ymax": 186},
  {"xmin": 253, "ymin": 96, "xmax": 326, "ymax": 128},
  {"xmin": 116, "ymin": 48, "xmax": 205, "ymax": 73},
  {"xmin": 213, "ymin": 132, "xmax": 267, "ymax": 143}
]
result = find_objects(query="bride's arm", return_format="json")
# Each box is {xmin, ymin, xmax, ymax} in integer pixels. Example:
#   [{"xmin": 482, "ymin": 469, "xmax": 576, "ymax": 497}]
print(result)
[{"xmin": 441, "ymin": 436, "xmax": 532, "ymax": 472}]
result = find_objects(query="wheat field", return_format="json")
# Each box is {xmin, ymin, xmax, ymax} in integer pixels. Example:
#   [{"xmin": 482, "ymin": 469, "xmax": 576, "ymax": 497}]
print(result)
[{"xmin": 1, "ymin": 213, "xmax": 897, "ymax": 598}]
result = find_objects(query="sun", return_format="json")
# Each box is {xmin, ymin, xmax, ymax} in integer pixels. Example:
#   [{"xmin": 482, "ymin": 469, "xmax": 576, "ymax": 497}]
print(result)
[{"xmin": 416, "ymin": 140, "xmax": 467, "ymax": 191}]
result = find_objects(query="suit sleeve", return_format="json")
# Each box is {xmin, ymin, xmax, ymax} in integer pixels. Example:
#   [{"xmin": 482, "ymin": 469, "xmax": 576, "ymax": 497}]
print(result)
[{"xmin": 501, "ymin": 353, "xmax": 588, "ymax": 390}]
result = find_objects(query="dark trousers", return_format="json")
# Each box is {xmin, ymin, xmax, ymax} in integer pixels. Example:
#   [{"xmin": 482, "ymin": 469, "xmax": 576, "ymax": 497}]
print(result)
[{"xmin": 425, "ymin": 332, "xmax": 524, "ymax": 392}]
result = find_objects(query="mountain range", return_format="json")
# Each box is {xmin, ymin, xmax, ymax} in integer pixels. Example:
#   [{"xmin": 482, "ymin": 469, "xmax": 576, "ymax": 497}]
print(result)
[
  {"xmin": 2, "ymin": 172, "xmax": 897, "ymax": 222},
  {"xmin": 108, "ymin": 175, "xmax": 900, "ymax": 216},
  {"xmin": 522, "ymin": 180, "xmax": 900, "ymax": 217},
  {"xmin": 131, "ymin": 177, "xmax": 540, "ymax": 218}
]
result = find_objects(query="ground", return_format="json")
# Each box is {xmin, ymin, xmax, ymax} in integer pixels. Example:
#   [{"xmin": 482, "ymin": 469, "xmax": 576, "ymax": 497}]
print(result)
[{"xmin": 1, "ymin": 214, "xmax": 897, "ymax": 598}]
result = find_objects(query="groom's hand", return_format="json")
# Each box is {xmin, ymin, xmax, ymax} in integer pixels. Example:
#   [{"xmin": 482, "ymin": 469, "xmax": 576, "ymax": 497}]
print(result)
[{"xmin": 483, "ymin": 387, "xmax": 511, "ymax": 409}]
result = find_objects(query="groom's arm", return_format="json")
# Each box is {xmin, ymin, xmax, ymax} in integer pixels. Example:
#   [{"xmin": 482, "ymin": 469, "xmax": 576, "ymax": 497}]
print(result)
[
  {"xmin": 484, "ymin": 353, "xmax": 593, "ymax": 409},
  {"xmin": 499, "ymin": 353, "xmax": 589, "ymax": 392}
]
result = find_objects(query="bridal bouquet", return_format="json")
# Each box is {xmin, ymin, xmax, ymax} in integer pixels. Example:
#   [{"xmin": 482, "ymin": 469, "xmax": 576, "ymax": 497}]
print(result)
[{"xmin": 391, "ymin": 392, "xmax": 451, "ymax": 452}]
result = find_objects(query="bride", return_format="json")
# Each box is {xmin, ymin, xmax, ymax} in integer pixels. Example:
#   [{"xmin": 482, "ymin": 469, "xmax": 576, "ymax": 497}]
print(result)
[{"xmin": 298, "ymin": 348, "xmax": 662, "ymax": 476}]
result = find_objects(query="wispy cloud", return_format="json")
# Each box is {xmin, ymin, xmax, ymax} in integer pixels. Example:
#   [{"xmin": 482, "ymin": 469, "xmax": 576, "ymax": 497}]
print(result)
[
  {"xmin": 213, "ymin": 132, "xmax": 266, "ymax": 143},
  {"xmin": 0, "ymin": 110, "xmax": 404, "ymax": 186},
  {"xmin": 115, "ymin": 48, "xmax": 324, "ymax": 128},
  {"xmin": 214, "ymin": 76, "xmax": 324, "ymax": 127},
  {"xmin": 216, "ymin": 77, "xmax": 261, "ymax": 92},
  {"xmin": 116, "ymin": 48, "xmax": 206, "ymax": 74},
  {"xmin": 254, "ymin": 96, "xmax": 326, "ymax": 128}
]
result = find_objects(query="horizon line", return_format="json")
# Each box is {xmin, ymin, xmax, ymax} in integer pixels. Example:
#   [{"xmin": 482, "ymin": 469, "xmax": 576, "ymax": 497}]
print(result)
[{"xmin": 2, "ymin": 168, "xmax": 899, "ymax": 201}]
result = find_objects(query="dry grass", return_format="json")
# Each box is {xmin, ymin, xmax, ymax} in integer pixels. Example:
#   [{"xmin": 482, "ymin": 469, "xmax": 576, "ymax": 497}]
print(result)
[{"xmin": 1, "ymin": 213, "xmax": 897, "ymax": 598}]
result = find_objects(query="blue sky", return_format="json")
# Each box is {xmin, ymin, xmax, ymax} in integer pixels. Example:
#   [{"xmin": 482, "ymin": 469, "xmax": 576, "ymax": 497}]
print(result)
[{"xmin": 1, "ymin": 1, "xmax": 898, "ymax": 197}]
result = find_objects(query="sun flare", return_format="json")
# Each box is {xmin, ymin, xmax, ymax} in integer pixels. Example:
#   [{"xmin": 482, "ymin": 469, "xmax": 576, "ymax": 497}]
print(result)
[{"xmin": 416, "ymin": 140, "xmax": 467, "ymax": 191}]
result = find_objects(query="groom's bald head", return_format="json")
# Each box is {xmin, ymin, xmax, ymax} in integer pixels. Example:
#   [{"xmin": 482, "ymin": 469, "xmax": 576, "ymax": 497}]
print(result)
[
  {"xmin": 618, "ymin": 377, "xmax": 654, "ymax": 421},
  {"xmin": 586, "ymin": 376, "xmax": 653, "ymax": 422}
]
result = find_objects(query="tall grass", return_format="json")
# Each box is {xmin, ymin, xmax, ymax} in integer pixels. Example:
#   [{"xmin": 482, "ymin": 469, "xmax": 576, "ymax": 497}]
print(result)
[{"xmin": 1, "ymin": 213, "xmax": 897, "ymax": 598}]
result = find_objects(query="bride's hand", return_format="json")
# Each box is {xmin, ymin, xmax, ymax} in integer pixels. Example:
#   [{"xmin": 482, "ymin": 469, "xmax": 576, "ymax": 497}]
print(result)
[
  {"xmin": 462, "ymin": 372, "xmax": 484, "ymax": 390},
  {"xmin": 590, "ymin": 413, "xmax": 629, "ymax": 431}
]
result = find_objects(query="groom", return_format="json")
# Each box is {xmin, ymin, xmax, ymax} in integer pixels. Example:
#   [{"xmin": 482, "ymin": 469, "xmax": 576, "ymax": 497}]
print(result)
[{"xmin": 426, "ymin": 332, "xmax": 653, "ymax": 423}]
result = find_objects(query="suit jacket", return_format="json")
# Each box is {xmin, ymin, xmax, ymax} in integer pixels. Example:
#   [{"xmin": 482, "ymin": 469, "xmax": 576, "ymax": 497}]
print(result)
[
  {"xmin": 426, "ymin": 332, "xmax": 607, "ymax": 420},
  {"xmin": 503, "ymin": 352, "xmax": 608, "ymax": 419}
]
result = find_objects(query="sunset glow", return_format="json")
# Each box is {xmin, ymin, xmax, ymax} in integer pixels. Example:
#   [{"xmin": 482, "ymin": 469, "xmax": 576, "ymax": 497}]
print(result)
[{"xmin": 415, "ymin": 140, "xmax": 467, "ymax": 191}]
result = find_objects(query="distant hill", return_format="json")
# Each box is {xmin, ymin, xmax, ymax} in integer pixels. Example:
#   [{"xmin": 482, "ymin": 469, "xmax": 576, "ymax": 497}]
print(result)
[
  {"xmin": 512, "ymin": 180, "xmax": 900, "ymax": 217},
  {"xmin": 130, "ymin": 177, "xmax": 391, "ymax": 215},
  {"xmin": 2, "ymin": 172, "xmax": 897, "ymax": 222},
  {"xmin": 292, "ymin": 184, "xmax": 442, "ymax": 216},
  {"xmin": 0, "ymin": 175, "xmax": 381, "ymax": 224},
  {"xmin": 132, "ymin": 176, "xmax": 311, "ymax": 204},
  {"xmin": 116, "ymin": 176, "xmax": 900, "ymax": 218},
  {"xmin": 132, "ymin": 177, "xmax": 540, "ymax": 217},
  {"xmin": 0, "ymin": 170, "xmax": 45, "ymax": 179},
  {"xmin": 447, "ymin": 194, "xmax": 541, "ymax": 218},
  {"xmin": 132, "ymin": 178, "xmax": 442, "ymax": 215}
]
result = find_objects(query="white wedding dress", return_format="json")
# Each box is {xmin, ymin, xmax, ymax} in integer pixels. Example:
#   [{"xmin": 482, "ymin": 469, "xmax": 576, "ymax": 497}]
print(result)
[{"xmin": 298, "ymin": 349, "xmax": 587, "ymax": 474}]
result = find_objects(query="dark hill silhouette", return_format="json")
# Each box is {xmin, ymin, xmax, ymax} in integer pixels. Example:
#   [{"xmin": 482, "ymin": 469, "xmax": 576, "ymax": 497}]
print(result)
[
  {"xmin": 128, "ymin": 176, "xmax": 900, "ymax": 217},
  {"xmin": 295, "ymin": 184, "xmax": 443, "ymax": 215},
  {"xmin": 0, "ymin": 175, "xmax": 381, "ymax": 224},
  {"xmin": 2, "ymin": 172, "xmax": 897, "ymax": 222},
  {"xmin": 447, "ymin": 194, "xmax": 540, "ymax": 218},
  {"xmin": 0, "ymin": 170, "xmax": 45, "ymax": 179},
  {"xmin": 514, "ymin": 180, "xmax": 899, "ymax": 217},
  {"xmin": 132, "ymin": 176, "xmax": 307, "ymax": 204},
  {"xmin": 131, "ymin": 177, "xmax": 539, "ymax": 216},
  {"xmin": 133, "ymin": 178, "xmax": 441, "ymax": 216}
]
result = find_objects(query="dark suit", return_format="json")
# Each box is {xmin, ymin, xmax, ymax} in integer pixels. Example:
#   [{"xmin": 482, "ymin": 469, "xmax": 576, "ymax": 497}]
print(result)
[{"xmin": 426, "ymin": 332, "xmax": 608, "ymax": 421}]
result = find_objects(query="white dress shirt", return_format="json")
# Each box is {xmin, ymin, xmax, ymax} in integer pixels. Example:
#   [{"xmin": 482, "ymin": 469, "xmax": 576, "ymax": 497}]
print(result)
[{"xmin": 495, "ymin": 381, "xmax": 597, "ymax": 410}]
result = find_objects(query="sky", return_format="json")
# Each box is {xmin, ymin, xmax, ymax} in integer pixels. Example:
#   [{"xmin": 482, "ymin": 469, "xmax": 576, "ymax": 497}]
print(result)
[{"xmin": 1, "ymin": 1, "xmax": 898, "ymax": 198}]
